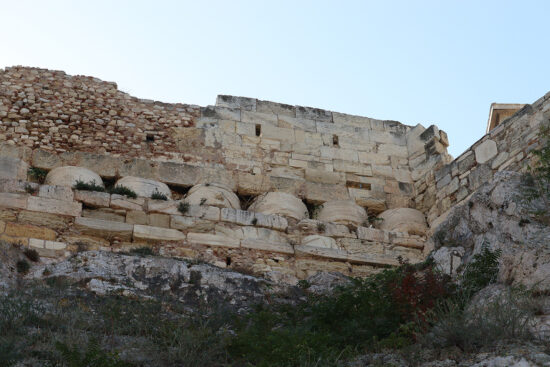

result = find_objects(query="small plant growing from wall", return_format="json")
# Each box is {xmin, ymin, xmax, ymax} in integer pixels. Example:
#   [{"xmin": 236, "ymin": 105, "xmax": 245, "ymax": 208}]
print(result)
[
  {"xmin": 200, "ymin": 198, "xmax": 207, "ymax": 206},
  {"xmin": 27, "ymin": 167, "xmax": 48, "ymax": 183},
  {"xmin": 73, "ymin": 180, "xmax": 105, "ymax": 192},
  {"xmin": 316, "ymin": 222, "xmax": 326, "ymax": 233},
  {"xmin": 251, "ymin": 218, "xmax": 258, "ymax": 225},
  {"xmin": 151, "ymin": 189, "xmax": 168, "ymax": 201},
  {"xmin": 24, "ymin": 183, "xmax": 37, "ymax": 195},
  {"xmin": 23, "ymin": 249, "xmax": 40, "ymax": 262},
  {"xmin": 178, "ymin": 202, "xmax": 190, "ymax": 214},
  {"xmin": 109, "ymin": 185, "xmax": 137, "ymax": 199}
]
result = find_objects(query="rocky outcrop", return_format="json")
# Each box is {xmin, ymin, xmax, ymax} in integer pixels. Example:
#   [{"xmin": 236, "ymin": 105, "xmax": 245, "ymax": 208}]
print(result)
[{"xmin": 430, "ymin": 171, "xmax": 550, "ymax": 292}]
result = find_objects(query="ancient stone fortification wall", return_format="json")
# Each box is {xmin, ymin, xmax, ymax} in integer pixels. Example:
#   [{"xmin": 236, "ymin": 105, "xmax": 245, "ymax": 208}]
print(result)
[{"xmin": 417, "ymin": 91, "xmax": 550, "ymax": 226}]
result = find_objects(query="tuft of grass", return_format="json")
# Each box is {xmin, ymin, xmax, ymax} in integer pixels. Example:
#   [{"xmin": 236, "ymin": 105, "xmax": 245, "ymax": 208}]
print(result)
[
  {"xmin": 16, "ymin": 260, "xmax": 30, "ymax": 274},
  {"xmin": 251, "ymin": 217, "xmax": 258, "ymax": 225},
  {"xmin": 73, "ymin": 180, "xmax": 105, "ymax": 192},
  {"xmin": 151, "ymin": 190, "xmax": 168, "ymax": 201},
  {"xmin": 27, "ymin": 167, "xmax": 48, "ymax": 183},
  {"xmin": 23, "ymin": 249, "xmax": 40, "ymax": 262},
  {"xmin": 316, "ymin": 222, "xmax": 326, "ymax": 232},
  {"xmin": 178, "ymin": 202, "xmax": 190, "ymax": 214},
  {"xmin": 109, "ymin": 185, "xmax": 137, "ymax": 199},
  {"xmin": 199, "ymin": 198, "xmax": 207, "ymax": 206},
  {"xmin": 24, "ymin": 183, "xmax": 37, "ymax": 195}
]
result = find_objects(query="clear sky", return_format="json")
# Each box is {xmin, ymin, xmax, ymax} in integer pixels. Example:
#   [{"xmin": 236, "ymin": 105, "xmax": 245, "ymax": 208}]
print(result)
[{"xmin": 1, "ymin": 0, "xmax": 548, "ymax": 157}]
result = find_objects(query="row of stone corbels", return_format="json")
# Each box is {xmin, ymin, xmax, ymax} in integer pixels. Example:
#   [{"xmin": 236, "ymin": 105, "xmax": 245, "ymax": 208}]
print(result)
[{"xmin": 0, "ymin": 178, "xmax": 424, "ymax": 264}]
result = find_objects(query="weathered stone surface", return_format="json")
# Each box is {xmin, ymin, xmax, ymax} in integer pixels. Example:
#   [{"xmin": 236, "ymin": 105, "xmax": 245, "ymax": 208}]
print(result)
[
  {"xmin": 74, "ymin": 190, "xmax": 111, "ymax": 208},
  {"xmin": 376, "ymin": 207, "xmax": 428, "ymax": 236},
  {"xmin": 241, "ymin": 239, "xmax": 294, "ymax": 254},
  {"xmin": 357, "ymin": 227, "xmax": 386, "ymax": 242},
  {"xmin": 17, "ymin": 210, "xmax": 71, "ymax": 230},
  {"xmin": 74, "ymin": 217, "xmax": 133, "ymax": 241},
  {"xmin": 185, "ymin": 183, "xmax": 240, "ymax": 209},
  {"xmin": 27, "ymin": 196, "xmax": 82, "ymax": 217},
  {"xmin": 148, "ymin": 213, "xmax": 170, "ymax": 228},
  {"xmin": 83, "ymin": 208, "xmax": 126, "ymax": 222},
  {"xmin": 115, "ymin": 176, "xmax": 172, "ymax": 199},
  {"xmin": 0, "ymin": 157, "xmax": 28, "ymax": 180},
  {"xmin": 474, "ymin": 139, "xmax": 498, "ymax": 164},
  {"xmin": 220, "ymin": 208, "xmax": 288, "ymax": 231},
  {"xmin": 301, "ymin": 235, "xmax": 339, "ymax": 249},
  {"xmin": 249, "ymin": 192, "xmax": 308, "ymax": 220},
  {"xmin": 133, "ymin": 225, "xmax": 185, "ymax": 242},
  {"xmin": 187, "ymin": 232, "xmax": 240, "ymax": 248},
  {"xmin": 432, "ymin": 246, "xmax": 465, "ymax": 276},
  {"xmin": 45, "ymin": 166, "xmax": 103, "ymax": 188},
  {"xmin": 125, "ymin": 210, "xmax": 148, "ymax": 225},
  {"xmin": 295, "ymin": 245, "xmax": 349, "ymax": 261},
  {"xmin": 110, "ymin": 195, "xmax": 145, "ymax": 211},
  {"xmin": 38, "ymin": 185, "xmax": 74, "ymax": 202},
  {"xmin": 317, "ymin": 200, "xmax": 367, "ymax": 226},
  {"xmin": 5, "ymin": 222, "xmax": 57, "ymax": 241},
  {"xmin": 170, "ymin": 215, "xmax": 215, "ymax": 232},
  {"xmin": 0, "ymin": 192, "xmax": 28, "ymax": 210}
]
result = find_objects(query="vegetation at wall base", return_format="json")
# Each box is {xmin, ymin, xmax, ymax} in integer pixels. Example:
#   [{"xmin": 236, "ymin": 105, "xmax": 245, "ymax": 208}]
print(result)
[
  {"xmin": 151, "ymin": 190, "xmax": 168, "ymax": 201},
  {"xmin": 109, "ymin": 185, "xmax": 137, "ymax": 199}
]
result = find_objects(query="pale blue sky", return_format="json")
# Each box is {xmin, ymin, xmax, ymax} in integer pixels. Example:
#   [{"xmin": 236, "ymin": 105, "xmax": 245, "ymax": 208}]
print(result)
[{"xmin": 1, "ymin": 1, "xmax": 548, "ymax": 157}]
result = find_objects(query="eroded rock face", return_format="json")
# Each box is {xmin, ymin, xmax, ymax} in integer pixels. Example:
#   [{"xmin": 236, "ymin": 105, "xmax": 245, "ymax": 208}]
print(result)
[
  {"xmin": 376, "ymin": 207, "xmax": 428, "ymax": 236},
  {"xmin": 249, "ymin": 192, "xmax": 308, "ymax": 220},
  {"xmin": 115, "ymin": 176, "xmax": 172, "ymax": 199},
  {"xmin": 430, "ymin": 171, "xmax": 550, "ymax": 292},
  {"xmin": 317, "ymin": 200, "xmax": 367, "ymax": 226},
  {"xmin": 185, "ymin": 183, "xmax": 240, "ymax": 209},
  {"xmin": 45, "ymin": 166, "xmax": 103, "ymax": 188}
]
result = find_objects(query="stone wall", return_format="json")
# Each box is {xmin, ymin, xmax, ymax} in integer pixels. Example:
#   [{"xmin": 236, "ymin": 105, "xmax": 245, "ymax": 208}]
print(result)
[
  {"xmin": 416, "ymin": 91, "xmax": 550, "ymax": 226},
  {"xmin": 0, "ymin": 66, "xmax": 451, "ymax": 215}
]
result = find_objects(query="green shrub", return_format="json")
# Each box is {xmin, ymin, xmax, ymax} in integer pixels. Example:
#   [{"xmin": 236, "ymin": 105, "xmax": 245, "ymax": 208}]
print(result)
[
  {"xmin": 129, "ymin": 247, "xmax": 154, "ymax": 256},
  {"xmin": 24, "ymin": 183, "xmax": 37, "ymax": 194},
  {"xmin": 199, "ymin": 197, "xmax": 207, "ymax": 206},
  {"xmin": 109, "ymin": 185, "xmax": 137, "ymax": 199},
  {"xmin": 460, "ymin": 245, "xmax": 501, "ymax": 298},
  {"xmin": 151, "ymin": 190, "xmax": 168, "ymax": 201},
  {"xmin": 178, "ymin": 202, "xmax": 190, "ymax": 214},
  {"xmin": 73, "ymin": 180, "xmax": 105, "ymax": 192},
  {"xmin": 16, "ymin": 260, "xmax": 30, "ymax": 274},
  {"xmin": 55, "ymin": 339, "xmax": 133, "ymax": 367},
  {"xmin": 27, "ymin": 167, "xmax": 48, "ymax": 183},
  {"xmin": 23, "ymin": 248, "xmax": 40, "ymax": 262},
  {"xmin": 316, "ymin": 222, "xmax": 326, "ymax": 232}
]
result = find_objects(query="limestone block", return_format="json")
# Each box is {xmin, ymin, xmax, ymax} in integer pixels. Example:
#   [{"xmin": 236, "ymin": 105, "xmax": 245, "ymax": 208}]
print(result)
[
  {"xmin": 249, "ymin": 192, "xmax": 308, "ymax": 221},
  {"xmin": 5, "ymin": 222, "xmax": 56, "ymax": 241},
  {"xmin": 348, "ymin": 188, "xmax": 386, "ymax": 213},
  {"xmin": 220, "ymin": 208, "xmax": 288, "ymax": 231},
  {"xmin": 295, "ymin": 245, "xmax": 348, "ymax": 261},
  {"xmin": 27, "ymin": 196, "xmax": 82, "ymax": 217},
  {"xmin": 170, "ymin": 215, "xmax": 215, "ymax": 232},
  {"xmin": 184, "ymin": 183, "xmax": 240, "ymax": 209},
  {"xmin": 392, "ymin": 236, "xmax": 425, "ymax": 250},
  {"xmin": 29, "ymin": 238, "xmax": 45, "ymax": 249},
  {"xmin": 133, "ymin": 225, "xmax": 185, "ymax": 242},
  {"xmin": 347, "ymin": 253, "xmax": 400, "ymax": 266},
  {"xmin": 126, "ymin": 210, "xmax": 148, "ymax": 225},
  {"xmin": 83, "ymin": 208, "xmax": 125, "ymax": 222},
  {"xmin": 147, "ymin": 199, "xmax": 180, "ymax": 214},
  {"xmin": 18, "ymin": 210, "xmax": 71, "ymax": 230},
  {"xmin": 45, "ymin": 240, "xmax": 67, "ymax": 250},
  {"xmin": 317, "ymin": 200, "xmax": 367, "ymax": 226},
  {"xmin": 187, "ymin": 232, "xmax": 240, "ymax": 248},
  {"xmin": 304, "ymin": 168, "xmax": 343, "ymax": 185},
  {"xmin": 0, "ymin": 192, "xmax": 28, "ymax": 210},
  {"xmin": 357, "ymin": 227, "xmax": 387, "ymax": 242},
  {"xmin": 148, "ymin": 213, "xmax": 170, "ymax": 228},
  {"xmin": 304, "ymin": 182, "xmax": 350, "ymax": 203},
  {"xmin": 241, "ymin": 239, "xmax": 294, "ymax": 254},
  {"xmin": 242, "ymin": 226, "xmax": 288, "ymax": 244},
  {"xmin": 110, "ymin": 194, "xmax": 145, "ymax": 211},
  {"xmin": 474, "ymin": 139, "xmax": 498, "ymax": 164},
  {"xmin": 45, "ymin": 166, "xmax": 103, "ymax": 188},
  {"xmin": 0, "ymin": 157, "xmax": 28, "ymax": 180},
  {"xmin": 75, "ymin": 217, "xmax": 133, "ymax": 241},
  {"xmin": 237, "ymin": 172, "xmax": 273, "ymax": 196},
  {"xmin": 74, "ymin": 190, "xmax": 110, "ymax": 208},
  {"xmin": 114, "ymin": 176, "xmax": 172, "ymax": 199},
  {"xmin": 38, "ymin": 185, "xmax": 74, "ymax": 202},
  {"xmin": 301, "ymin": 235, "xmax": 339, "ymax": 249},
  {"xmin": 376, "ymin": 208, "xmax": 428, "ymax": 236},
  {"xmin": 158, "ymin": 162, "xmax": 201, "ymax": 187}
]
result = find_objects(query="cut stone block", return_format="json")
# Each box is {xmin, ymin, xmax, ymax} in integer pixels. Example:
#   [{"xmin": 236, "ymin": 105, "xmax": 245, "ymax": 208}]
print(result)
[
  {"xmin": 83, "ymin": 208, "xmax": 125, "ymax": 222},
  {"xmin": 220, "ymin": 208, "xmax": 288, "ymax": 231},
  {"xmin": 0, "ymin": 192, "xmax": 28, "ymax": 210},
  {"xmin": 301, "ymin": 235, "xmax": 339, "ymax": 249},
  {"xmin": 75, "ymin": 217, "xmax": 133, "ymax": 241},
  {"xmin": 148, "ymin": 213, "xmax": 170, "ymax": 228},
  {"xmin": 170, "ymin": 215, "xmax": 215, "ymax": 232},
  {"xmin": 357, "ymin": 227, "xmax": 387, "ymax": 242},
  {"xmin": 5, "ymin": 222, "xmax": 57, "ymax": 240},
  {"xmin": 38, "ymin": 185, "xmax": 74, "ymax": 202},
  {"xmin": 115, "ymin": 176, "xmax": 172, "ymax": 199},
  {"xmin": 45, "ymin": 240, "xmax": 67, "ymax": 250},
  {"xmin": 0, "ymin": 157, "xmax": 28, "ymax": 180},
  {"xmin": 74, "ymin": 190, "xmax": 110, "ymax": 208},
  {"xmin": 45, "ymin": 166, "xmax": 103, "ymax": 188},
  {"xmin": 474, "ymin": 139, "xmax": 498, "ymax": 164},
  {"xmin": 133, "ymin": 225, "xmax": 185, "ymax": 242},
  {"xmin": 241, "ymin": 239, "xmax": 294, "ymax": 254},
  {"xmin": 110, "ymin": 194, "xmax": 145, "ymax": 211},
  {"xmin": 294, "ymin": 245, "xmax": 348, "ymax": 261},
  {"xmin": 126, "ymin": 210, "xmax": 148, "ymax": 225},
  {"xmin": 27, "ymin": 196, "xmax": 82, "ymax": 217},
  {"xmin": 187, "ymin": 232, "xmax": 240, "ymax": 248},
  {"xmin": 376, "ymin": 208, "xmax": 428, "ymax": 236}
]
